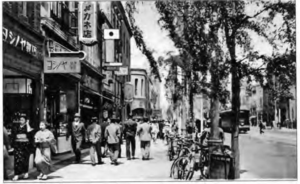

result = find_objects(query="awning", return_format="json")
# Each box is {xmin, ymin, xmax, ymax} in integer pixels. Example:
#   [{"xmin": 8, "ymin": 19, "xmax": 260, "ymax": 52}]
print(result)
[
  {"xmin": 81, "ymin": 85, "xmax": 114, "ymax": 102},
  {"xmin": 131, "ymin": 99, "xmax": 146, "ymax": 111}
]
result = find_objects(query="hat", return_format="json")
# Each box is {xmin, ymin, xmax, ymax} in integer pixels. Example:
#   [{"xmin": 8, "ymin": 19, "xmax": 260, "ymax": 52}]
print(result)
[
  {"xmin": 19, "ymin": 113, "xmax": 27, "ymax": 119},
  {"xmin": 91, "ymin": 116, "xmax": 98, "ymax": 122},
  {"xmin": 74, "ymin": 113, "xmax": 81, "ymax": 117}
]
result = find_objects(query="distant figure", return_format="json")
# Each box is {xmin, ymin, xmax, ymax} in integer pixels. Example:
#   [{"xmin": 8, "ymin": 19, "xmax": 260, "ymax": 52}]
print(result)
[
  {"xmin": 123, "ymin": 115, "xmax": 137, "ymax": 160},
  {"xmin": 137, "ymin": 117, "xmax": 152, "ymax": 160},
  {"xmin": 259, "ymin": 121, "xmax": 264, "ymax": 134},
  {"xmin": 4, "ymin": 127, "xmax": 12, "ymax": 180},
  {"xmin": 151, "ymin": 123, "xmax": 159, "ymax": 143},
  {"xmin": 86, "ymin": 117, "xmax": 103, "ymax": 166},
  {"xmin": 105, "ymin": 117, "xmax": 121, "ymax": 165},
  {"xmin": 100, "ymin": 118, "xmax": 110, "ymax": 157},
  {"xmin": 66, "ymin": 113, "xmax": 86, "ymax": 164}
]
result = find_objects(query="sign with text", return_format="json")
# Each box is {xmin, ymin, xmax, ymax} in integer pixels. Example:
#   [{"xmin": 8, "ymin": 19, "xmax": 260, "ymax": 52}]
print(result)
[
  {"xmin": 115, "ymin": 66, "xmax": 128, "ymax": 76},
  {"xmin": 104, "ymin": 66, "xmax": 119, "ymax": 71},
  {"xmin": 44, "ymin": 57, "xmax": 81, "ymax": 73},
  {"xmin": 78, "ymin": 2, "xmax": 97, "ymax": 45},
  {"xmin": 3, "ymin": 27, "xmax": 42, "ymax": 59}
]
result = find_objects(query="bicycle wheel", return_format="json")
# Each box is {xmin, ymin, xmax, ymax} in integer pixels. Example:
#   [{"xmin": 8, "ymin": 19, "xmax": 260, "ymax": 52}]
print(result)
[{"xmin": 170, "ymin": 156, "xmax": 187, "ymax": 179}]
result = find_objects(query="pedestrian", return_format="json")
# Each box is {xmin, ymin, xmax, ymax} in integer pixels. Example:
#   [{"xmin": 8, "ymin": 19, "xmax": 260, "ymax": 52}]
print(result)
[
  {"xmin": 10, "ymin": 113, "xmax": 34, "ymax": 181},
  {"xmin": 151, "ymin": 123, "xmax": 159, "ymax": 143},
  {"xmin": 66, "ymin": 113, "xmax": 86, "ymax": 164},
  {"xmin": 4, "ymin": 126, "xmax": 13, "ymax": 180},
  {"xmin": 137, "ymin": 117, "xmax": 153, "ymax": 160},
  {"xmin": 259, "ymin": 120, "xmax": 264, "ymax": 134},
  {"xmin": 34, "ymin": 121, "xmax": 56, "ymax": 180},
  {"xmin": 86, "ymin": 117, "xmax": 104, "ymax": 166},
  {"xmin": 116, "ymin": 119, "xmax": 124, "ymax": 158},
  {"xmin": 123, "ymin": 114, "xmax": 137, "ymax": 160},
  {"xmin": 105, "ymin": 117, "xmax": 121, "ymax": 165},
  {"xmin": 100, "ymin": 118, "xmax": 110, "ymax": 157}
]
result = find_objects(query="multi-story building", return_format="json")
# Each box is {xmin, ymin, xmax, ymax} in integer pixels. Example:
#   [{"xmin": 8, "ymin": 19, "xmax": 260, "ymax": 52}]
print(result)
[
  {"xmin": 130, "ymin": 68, "xmax": 152, "ymax": 120},
  {"xmin": 99, "ymin": 1, "xmax": 132, "ymax": 122},
  {"xmin": 40, "ymin": 2, "xmax": 105, "ymax": 153},
  {"xmin": 3, "ymin": 2, "xmax": 44, "ymax": 132}
]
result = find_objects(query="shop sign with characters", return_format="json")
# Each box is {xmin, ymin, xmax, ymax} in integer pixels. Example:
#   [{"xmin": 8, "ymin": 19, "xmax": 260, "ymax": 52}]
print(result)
[
  {"xmin": 79, "ymin": 2, "xmax": 97, "ymax": 45},
  {"xmin": 3, "ymin": 27, "xmax": 42, "ymax": 59}
]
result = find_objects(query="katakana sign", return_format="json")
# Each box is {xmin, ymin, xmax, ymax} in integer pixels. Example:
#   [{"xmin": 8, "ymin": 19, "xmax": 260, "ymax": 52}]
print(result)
[
  {"xmin": 44, "ymin": 57, "xmax": 81, "ymax": 73},
  {"xmin": 3, "ymin": 27, "xmax": 42, "ymax": 59},
  {"xmin": 79, "ymin": 2, "xmax": 97, "ymax": 45}
]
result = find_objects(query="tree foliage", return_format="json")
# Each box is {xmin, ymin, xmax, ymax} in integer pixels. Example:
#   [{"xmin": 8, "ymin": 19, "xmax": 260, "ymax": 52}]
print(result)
[{"xmin": 125, "ymin": 2, "xmax": 161, "ymax": 82}]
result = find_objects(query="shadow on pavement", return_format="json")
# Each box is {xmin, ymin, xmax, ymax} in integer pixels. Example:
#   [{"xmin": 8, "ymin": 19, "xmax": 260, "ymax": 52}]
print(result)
[{"xmin": 240, "ymin": 169, "xmax": 248, "ymax": 174}]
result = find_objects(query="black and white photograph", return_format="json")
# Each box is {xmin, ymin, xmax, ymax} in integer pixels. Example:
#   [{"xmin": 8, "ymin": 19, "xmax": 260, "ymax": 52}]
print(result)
[{"xmin": 2, "ymin": 0, "xmax": 297, "ymax": 182}]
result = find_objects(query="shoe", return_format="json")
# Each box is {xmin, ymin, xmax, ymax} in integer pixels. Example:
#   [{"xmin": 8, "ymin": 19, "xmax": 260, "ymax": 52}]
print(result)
[
  {"xmin": 92, "ymin": 163, "xmax": 96, "ymax": 166},
  {"xmin": 23, "ymin": 173, "xmax": 29, "ymax": 179},
  {"xmin": 98, "ymin": 161, "xmax": 105, "ymax": 165},
  {"xmin": 114, "ymin": 162, "xmax": 119, "ymax": 166},
  {"xmin": 12, "ymin": 175, "xmax": 19, "ymax": 181},
  {"xmin": 41, "ymin": 175, "xmax": 48, "ymax": 180},
  {"xmin": 37, "ymin": 173, "xmax": 43, "ymax": 180},
  {"xmin": 142, "ymin": 157, "xmax": 145, "ymax": 160}
]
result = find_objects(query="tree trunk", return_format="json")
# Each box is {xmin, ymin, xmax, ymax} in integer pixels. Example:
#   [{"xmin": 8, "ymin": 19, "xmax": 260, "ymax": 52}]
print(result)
[{"xmin": 231, "ymin": 54, "xmax": 241, "ymax": 179}]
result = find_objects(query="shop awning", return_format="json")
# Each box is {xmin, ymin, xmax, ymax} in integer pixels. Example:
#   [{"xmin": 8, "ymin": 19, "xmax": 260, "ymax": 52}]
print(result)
[
  {"xmin": 131, "ymin": 99, "xmax": 146, "ymax": 111},
  {"xmin": 81, "ymin": 85, "xmax": 114, "ymax": 102}
]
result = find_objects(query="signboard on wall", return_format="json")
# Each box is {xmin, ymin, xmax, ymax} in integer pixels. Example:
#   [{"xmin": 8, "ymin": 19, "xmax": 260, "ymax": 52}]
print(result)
[
  {"xmin": 78, "ymin": 2, "xmax": 97, "ymax": 45},
  {"xmin": 115, "ymin": 66, "xmax": 128, "ymax": 76},
  {"xmin": 124, "ymin": 82, "xmax": 134, "ymax": 103},
  {"xmin": 44, "ymin": 57, "xmax": 81, "ymax": 73}
]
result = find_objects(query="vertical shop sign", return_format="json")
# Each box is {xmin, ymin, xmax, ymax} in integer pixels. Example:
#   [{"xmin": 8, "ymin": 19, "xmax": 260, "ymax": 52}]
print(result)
[
  {"xmin": 124, "ymin": 82, "xmax": 134, "ymax": 103},
  {"xmin": 78, "ymin": 2, "xmax": 97, "ymax": 45}
]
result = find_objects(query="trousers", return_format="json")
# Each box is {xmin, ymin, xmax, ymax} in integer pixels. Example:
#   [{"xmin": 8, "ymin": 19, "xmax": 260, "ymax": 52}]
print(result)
[
  {"xmin": 126, "ymin": 136, "xmax": 136, "ymax": 158},
  {"xmin": 108, "ymin": 143, "xmax": 119, "ymax": 162},
  {"xmin": 71, "ymin": 139, "xmax": 82, "ymax": 162},
  {"xmin": 89, "ymin": 142, "xmax": 102, "ymax": 164},
  {"xmin": 140, "ymin": 141, "xmax": 151, "ymax": 159}
]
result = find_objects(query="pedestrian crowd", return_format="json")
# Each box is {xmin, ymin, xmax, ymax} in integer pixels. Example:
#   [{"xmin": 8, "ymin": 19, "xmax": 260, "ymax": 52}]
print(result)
[{"xmin": 3, "ymin": 113, "xmax": 164, "ymax": 181}]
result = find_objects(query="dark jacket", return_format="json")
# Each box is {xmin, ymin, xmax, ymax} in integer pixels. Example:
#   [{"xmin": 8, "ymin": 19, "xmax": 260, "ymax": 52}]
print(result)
[
  {"xmin": 67, "ymin": 122, "xmax": 86, "ymax": 142},
  {"xmin": 124, "ymin": 119, "xmax": 137, "ymax": 137}
]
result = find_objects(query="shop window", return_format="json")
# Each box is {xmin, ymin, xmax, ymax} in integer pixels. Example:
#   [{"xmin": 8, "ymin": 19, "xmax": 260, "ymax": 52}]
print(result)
[
  {"xmin": 3, "ymin": 78, "xmax": 32, "ymax": 94},
  {"xmin": 135, "ymin": 79, "xmax": 138, "ymax": 96}
]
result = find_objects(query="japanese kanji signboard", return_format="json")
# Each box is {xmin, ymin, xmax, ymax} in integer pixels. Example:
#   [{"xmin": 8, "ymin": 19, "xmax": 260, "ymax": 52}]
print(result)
[
  {"xmin": 78, "ymin": 2, "xmax": 97, "ymax": 45},
  {"xmin": 44, "ymin": 57, "xmax": 81, "ymax": 73},
  {"xmin": 3, "ymin": 27, "xmax": 42, "ymax": 59}
]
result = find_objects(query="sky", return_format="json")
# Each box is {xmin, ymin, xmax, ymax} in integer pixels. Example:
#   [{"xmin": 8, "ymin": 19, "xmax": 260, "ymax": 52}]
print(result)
[{"xmin": 128, "ymin": 2, "xmax": 179, "ymax": 118}]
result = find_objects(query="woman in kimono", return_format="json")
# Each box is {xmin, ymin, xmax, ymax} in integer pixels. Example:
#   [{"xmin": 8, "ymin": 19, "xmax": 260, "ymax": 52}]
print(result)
[
  {"xmin": 34, "ymin": 121, "xmax": 56, "ymax": 180},
  {"xmin": 11, "ymin": 113, "xmax": 34, "ymax": 181}
]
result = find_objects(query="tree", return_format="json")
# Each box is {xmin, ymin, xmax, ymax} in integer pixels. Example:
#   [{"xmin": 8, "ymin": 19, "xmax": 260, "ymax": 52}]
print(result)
[{"xmin": 155, "ymin": 0, "xmax": 295, "ymax": 179}]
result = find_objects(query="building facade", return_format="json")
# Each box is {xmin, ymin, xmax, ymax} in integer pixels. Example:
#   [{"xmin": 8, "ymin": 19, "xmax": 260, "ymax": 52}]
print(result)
[
  {"xmin": 130, "ymin": 69, "xmax": 152, "ymax": 120},
  {"xmin": 99, "ymin": 1, "xmax": 132, "ymax": 122}
]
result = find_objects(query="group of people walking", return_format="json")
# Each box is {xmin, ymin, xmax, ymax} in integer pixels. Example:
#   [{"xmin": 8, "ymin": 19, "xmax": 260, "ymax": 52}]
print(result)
[
  {"xmin": 3, "ymin": 113, "xmax": 159, "ymax": 181},
  {"xmin": 4, "ymin": 113, "xmax": 56, "ymax": 181}
]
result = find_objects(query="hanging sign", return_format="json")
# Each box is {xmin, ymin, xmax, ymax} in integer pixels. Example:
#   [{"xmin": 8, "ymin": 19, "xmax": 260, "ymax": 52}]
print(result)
[
  {"xmin": 124, "ymin": 82, "xmax": 134, "ymax": 103},
  {"xmin": 115, "ymin": 66, "xmax": 128, "ymax": 76},
  {"xmin": 44, "ymin": 57, "xmax": 81, "ymax": 73},
  {"xmin": 78, "ymin": 2, "xmax": 97, "ymax": 45}
]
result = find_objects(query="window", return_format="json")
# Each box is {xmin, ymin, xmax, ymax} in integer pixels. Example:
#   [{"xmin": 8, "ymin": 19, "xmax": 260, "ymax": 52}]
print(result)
[
  {"xmin": 135, "ymin": 79, "xmax": 138, "ymax": 96},
  {"xmin": 50, "ymin": 2, "xmax": 73, "ymax": 32},
  {"xmin": 141, "ymin": 79, "xmax": 144, "ymax": 96}
]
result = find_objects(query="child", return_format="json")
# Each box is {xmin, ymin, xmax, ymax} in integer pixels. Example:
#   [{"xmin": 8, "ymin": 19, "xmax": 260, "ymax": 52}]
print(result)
[{"xmin": 34, "ymin": 121, "xmax": 56, "ymax": 180}]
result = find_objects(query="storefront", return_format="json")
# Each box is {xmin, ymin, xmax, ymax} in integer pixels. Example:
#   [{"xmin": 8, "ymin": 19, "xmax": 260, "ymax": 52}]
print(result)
[
  {"xmin": 3, "ymin": 13, "xmax": 44, "ymax": 133},
  {"xmin": 44, "ymin": 74, "xmax": 79, "ymax": 153},
  {"xmin": 131, "ymin": 99, "xmax": 146, "ymax": 120}
]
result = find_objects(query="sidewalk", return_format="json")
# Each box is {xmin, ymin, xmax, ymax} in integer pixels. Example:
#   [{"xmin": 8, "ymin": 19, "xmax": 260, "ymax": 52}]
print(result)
[{"xmin": 7, "ymin": 149, "xmax": 90, "ymax": 178}]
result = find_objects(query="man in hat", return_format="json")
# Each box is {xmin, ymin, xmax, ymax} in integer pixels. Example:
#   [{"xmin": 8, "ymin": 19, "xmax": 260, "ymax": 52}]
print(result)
[
  {"xmin": 105, "ymin": 117, "xmax": 121, "ymax": 165},
  {"xmin": 123, "ymin": 114, "xmax": 137, "ymax": 160},
  {"xmin": 137, "ymin": 117, "xmax": 153, "ymax": 160},
  {"xmin": 67, "ymin": 113, "xmax": 86, "ymax": 163},
  {"xmin": 86, "ymin": 117, "xmax": 104, "ymax": 166}
]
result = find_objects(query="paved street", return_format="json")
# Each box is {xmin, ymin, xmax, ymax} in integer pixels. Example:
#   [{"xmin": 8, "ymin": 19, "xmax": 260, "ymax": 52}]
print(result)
[
  {"xmin": 225, "ymin": 127, "xmax": 297, "ymax": 180},
  {"xmin": 5, "ymin": 128, "xmax": 297, "ymax": 182}
]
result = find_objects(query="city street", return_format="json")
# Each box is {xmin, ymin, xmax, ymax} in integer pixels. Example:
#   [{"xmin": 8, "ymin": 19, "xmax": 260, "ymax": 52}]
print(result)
[
  {"xmin": 6, "ymin": 127, "xmax": 296, "ymax": 182},
  {"xmin": 225, "ymin": 127, "xmax": 297, "ymax": 179}
]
